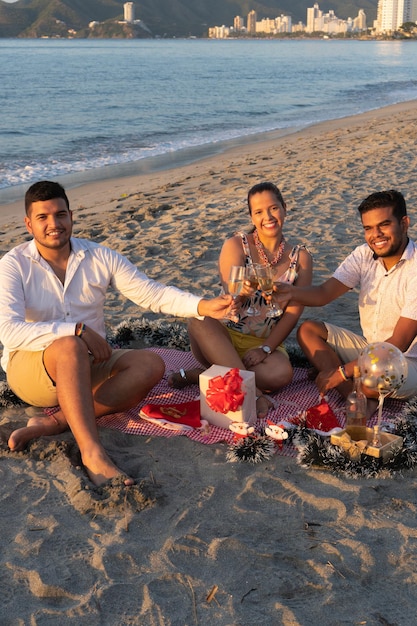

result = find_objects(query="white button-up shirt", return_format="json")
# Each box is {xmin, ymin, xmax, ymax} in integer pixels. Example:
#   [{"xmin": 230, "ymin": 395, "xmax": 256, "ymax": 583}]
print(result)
[
  {"xmin": 0, "ymin": 237, "xmax": 202, "ymax": 371},
  {"xmin": 333, "ymin": 239, "xmax": 417, "ymax": 359}
]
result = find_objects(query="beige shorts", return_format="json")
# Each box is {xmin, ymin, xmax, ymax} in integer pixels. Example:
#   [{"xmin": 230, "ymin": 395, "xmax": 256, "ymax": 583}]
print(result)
[
  {"xmin": 7, "ymin": 349, "xmax": 131, "ymax": 407},
  {"xmin": 325, "ymin": 322, "xmax": 417, "ymax": 400}
]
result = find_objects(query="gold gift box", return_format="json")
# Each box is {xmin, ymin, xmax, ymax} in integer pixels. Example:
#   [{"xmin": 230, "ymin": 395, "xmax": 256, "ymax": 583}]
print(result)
[{"xmin": 330, "ymin": 427, "xmax": 403, "ymax": 463}]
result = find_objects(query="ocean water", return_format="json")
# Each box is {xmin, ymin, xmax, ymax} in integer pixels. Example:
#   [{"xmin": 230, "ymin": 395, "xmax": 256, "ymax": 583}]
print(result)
[{"xmin": 1, "ymin": 38, "xmax": 417, "ymax": 203}]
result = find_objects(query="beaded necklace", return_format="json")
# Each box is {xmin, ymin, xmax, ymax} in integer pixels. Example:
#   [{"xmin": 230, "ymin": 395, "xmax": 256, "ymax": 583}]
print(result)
[{"xmin": 253, "ymin": 229, "xmax": 286, "ymax": 267}]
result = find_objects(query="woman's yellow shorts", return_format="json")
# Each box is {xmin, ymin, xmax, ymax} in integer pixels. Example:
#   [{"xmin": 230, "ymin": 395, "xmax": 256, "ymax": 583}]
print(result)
[{"xmin": 226, "ymin": 327, "xmax": 288, "ymax": 360}]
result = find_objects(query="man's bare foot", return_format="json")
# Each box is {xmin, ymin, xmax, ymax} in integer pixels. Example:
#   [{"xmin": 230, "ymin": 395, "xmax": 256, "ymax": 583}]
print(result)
[
  {"xmin": 167, "ymin": 368, "xmax": 203, "ymax": 389},
  {"xmin": 8, "ymin": 412, "xmax": 69, "ymax": 452},
  {"xmin": 257, "ymin": 394, "xmax": 274, "ymax": 419},
  {"xmin": 81, "ymin": 447, "xmax": 135, "ymax": 487},
  {"xmin": 8, "ymin": 411, "xmax": 133, "ymax": 488}
]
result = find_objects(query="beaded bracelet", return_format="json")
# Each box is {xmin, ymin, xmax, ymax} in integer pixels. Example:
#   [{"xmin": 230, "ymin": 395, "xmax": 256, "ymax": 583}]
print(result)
[
  {"xmin": 338, "ymin": 364, "xmax": 348, "ymax": 381},
  {"xmin": 75, "ymin": 322, "xmax": 86, "ymax": 337}
]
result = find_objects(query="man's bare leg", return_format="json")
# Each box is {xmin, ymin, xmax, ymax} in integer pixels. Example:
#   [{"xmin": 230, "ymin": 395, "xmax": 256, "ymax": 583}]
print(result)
[
  {"xmin": 8, "ymin": 411, "xmax": 69, "ymax": 452},
  {"xmin": 9, "ymin": 338, "xmax": 164, "ymax": 486},
  {"xmin": 297, "ymin": 320, "xmax": 378, "ymax": 418},
  {"xmin": 91, "ymin": 349, "xmax": 164, "ymax": 416},
  {"xmin": 297, "ymin": 320, "xmax": 352, "ymax": 396}
]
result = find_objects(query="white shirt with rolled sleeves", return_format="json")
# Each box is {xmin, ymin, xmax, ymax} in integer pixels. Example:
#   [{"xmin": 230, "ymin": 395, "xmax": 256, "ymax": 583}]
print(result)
[
  {"xmin": 0, "ymin": 237, "xmax": 202, "ymax": 372},
  {"xmin": 332, "ymin": 239, "xmax": 417, "ymax": 360}
]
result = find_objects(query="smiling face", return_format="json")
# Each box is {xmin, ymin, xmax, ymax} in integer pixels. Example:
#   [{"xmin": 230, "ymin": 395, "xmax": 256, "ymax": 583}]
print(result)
[
  {"xmin": 249, "ymin": 190, "xmax": 286, "ymax": 240},
  {"xmin": 361, "ymin": 205, "xmax": 409, "ymax": 268},
  {"xmin": 25, "ymin": 197, "xmax": 73, "ymax": 257}
]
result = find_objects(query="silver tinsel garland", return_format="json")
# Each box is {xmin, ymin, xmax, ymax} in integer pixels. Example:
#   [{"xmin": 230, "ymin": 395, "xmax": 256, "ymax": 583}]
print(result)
[
  {"xmin": 110, "ymin": 317, "xmax": 191, "ymax": 350},
  {"xmin": 296, "ymin": 398, "xmax": 417, "ymax": 478},
  {"xmin": 226, "ymin": 436, "xmax": 276, "ymax": 464}
]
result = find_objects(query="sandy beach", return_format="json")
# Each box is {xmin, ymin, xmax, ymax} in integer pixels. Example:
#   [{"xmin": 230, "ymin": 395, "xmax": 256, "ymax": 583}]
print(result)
[{"xmin": 1, "ymin": 100, "xmax": 417, "ymax": 625}]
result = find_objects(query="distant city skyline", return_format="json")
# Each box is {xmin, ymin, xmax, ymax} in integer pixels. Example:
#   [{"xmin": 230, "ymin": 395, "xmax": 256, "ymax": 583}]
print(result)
[
  {"xmin": 208, "ymin": 1, "xmax": 417, "ymax": 37},
  {"xmin": 209, "ymin": 3, "xmax": 368, "ymax": 38},
  {"xmin": 2, "ymin": 1, "xmax": 416, "ymax": 38}
]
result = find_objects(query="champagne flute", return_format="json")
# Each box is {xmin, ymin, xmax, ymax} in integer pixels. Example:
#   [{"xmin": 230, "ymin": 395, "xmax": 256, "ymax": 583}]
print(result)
[
  {"xmin": 372, "ymin": 389, "xmax": 391, "ymax": 448},
  {"xmin": 245, "ymin": 264, "xmax": 260, "ymax": 317},
  {"xmin": 255, "ymin": 264, "xmax": 283, "ymax": 319},
  {"xmin": 226, "ymin": 265, "xmax": 245, "ymax": 321}
]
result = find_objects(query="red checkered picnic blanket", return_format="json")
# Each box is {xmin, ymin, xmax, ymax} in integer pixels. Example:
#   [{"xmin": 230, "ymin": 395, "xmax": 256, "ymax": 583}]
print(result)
[{"xmin": 97, "ymin": 348, "xmax": 405, "ymax": 458}]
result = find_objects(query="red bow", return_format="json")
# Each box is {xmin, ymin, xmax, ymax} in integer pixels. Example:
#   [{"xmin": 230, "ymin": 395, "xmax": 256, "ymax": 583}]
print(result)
[{"xmin": 206, "ymin": 368, "xmax": 245, "ymax": 413}]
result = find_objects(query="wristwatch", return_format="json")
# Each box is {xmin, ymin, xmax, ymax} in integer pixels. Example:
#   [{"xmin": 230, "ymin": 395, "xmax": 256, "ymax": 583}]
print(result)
[{"xmin": 261, "ymin": 345, "xmax": 272, "ymax": 355}]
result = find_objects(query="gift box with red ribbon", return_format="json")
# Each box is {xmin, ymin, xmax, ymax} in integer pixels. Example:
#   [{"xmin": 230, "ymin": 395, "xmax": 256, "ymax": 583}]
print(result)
[{"xmin": 199, "ymin": 365, "xmax": 256, "ymax": 429}]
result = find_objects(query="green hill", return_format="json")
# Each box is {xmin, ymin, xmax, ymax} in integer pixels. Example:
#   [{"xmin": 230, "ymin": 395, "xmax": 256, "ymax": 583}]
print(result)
[{"xmin": 0, "ymin": 0, "xmax": 379, "ymax": 38}]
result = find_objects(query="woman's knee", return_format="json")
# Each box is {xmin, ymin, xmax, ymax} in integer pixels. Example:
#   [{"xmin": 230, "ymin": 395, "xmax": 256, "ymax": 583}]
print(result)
[
  {"xmin": 275, "ymin": 357, "xmax": 293, "ymax": 388},
  {"xmin": 188, "ymin": 316, "xmax": 223, "ymax": 339},
  {"xmin": 255, "ymin": 354, "xmax": 293, "ymax": 391},
  {"xmin": 187, "ymin": 317, "xmax": 205, "ymax": 339}
]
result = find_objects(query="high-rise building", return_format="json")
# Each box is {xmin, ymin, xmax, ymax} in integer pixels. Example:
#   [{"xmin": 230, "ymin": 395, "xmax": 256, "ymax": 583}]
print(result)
[
  {"xmin": 376, "ymin": 0, "xmax": 417, "ymax": 31},
  {"xmin": 306, "ymin": 3, "xmax": 367, "ymax": 34},
  {"xmin": 354, "ymin": 9, "xmax": 367, "ymax": 31},
  {"xmin": 403, "ymin": 0, "xmax": 417, "ymax": 22},
  {"xmin": 277, "ymin": 15, "xmax": 292, "ymax": 33},
  {"xmin": 208, "ymin": 25, "xmax": 230, "ymax": 38},
  {"xmin": 234, "ymin": 16, "xmax": 245, "ymax": 32},
  {"xmin": 247, "ymin": 10, "xmax": 257, "ymax": 35},
  {"xmin": 256, "ymin": 18, "xmax": 276, "ymax": 34},
  {"xmin": 306, "ymin": 3, "xmax": 322, "ymax": 32},
  {"xmin": 124, "ymin": 2, "xmax": 135, "ymax": 23}
]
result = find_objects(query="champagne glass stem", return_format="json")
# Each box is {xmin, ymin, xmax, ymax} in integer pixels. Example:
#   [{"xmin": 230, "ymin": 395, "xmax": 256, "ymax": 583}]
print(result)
[
  {"xmin": 372, "ymin": 393, "xmax": 385, "ymax": 447},
  {"xmin": 246, "ymin": 293, "xmax": 257, "ymax": 316},
  {"xmin": 245, "ymin": 266, "xmax": 260, "ymax": 317},
  {"xmin": 226, "ymin": 294, "xmax": 239, "ymax": 322},
  {"xmin": 266, "ymin": 290, "xmax": 283, "ymax": 318},
  {"xmin": 255, "ymin": 265, "xmax": 283, "ymax": 319}
]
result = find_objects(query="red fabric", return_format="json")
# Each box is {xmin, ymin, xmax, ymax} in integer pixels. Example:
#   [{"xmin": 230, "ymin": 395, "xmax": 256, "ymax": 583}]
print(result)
[
  {"xmin": 205, "ymin": 368, "xmax": 245, "ymax": 413},
  {"xmin": 139, "ymin": 399, "xmax": 202, "ymax": 429},
  {"xmin": 290, "ymin": 399, "xmax": 341, "ymax": 433}
]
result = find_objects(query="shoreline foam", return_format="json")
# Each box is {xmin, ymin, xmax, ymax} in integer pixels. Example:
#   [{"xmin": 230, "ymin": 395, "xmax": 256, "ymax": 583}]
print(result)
[{"xmin": 1, "ymin": 98, "xmax": 416, "ymax": 212}]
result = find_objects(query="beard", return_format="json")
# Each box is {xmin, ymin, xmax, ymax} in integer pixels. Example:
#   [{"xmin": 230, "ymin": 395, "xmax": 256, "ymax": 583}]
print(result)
[{"xmin": 371, "ymin": 236, "xmax": 408, "ymax": 259}]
